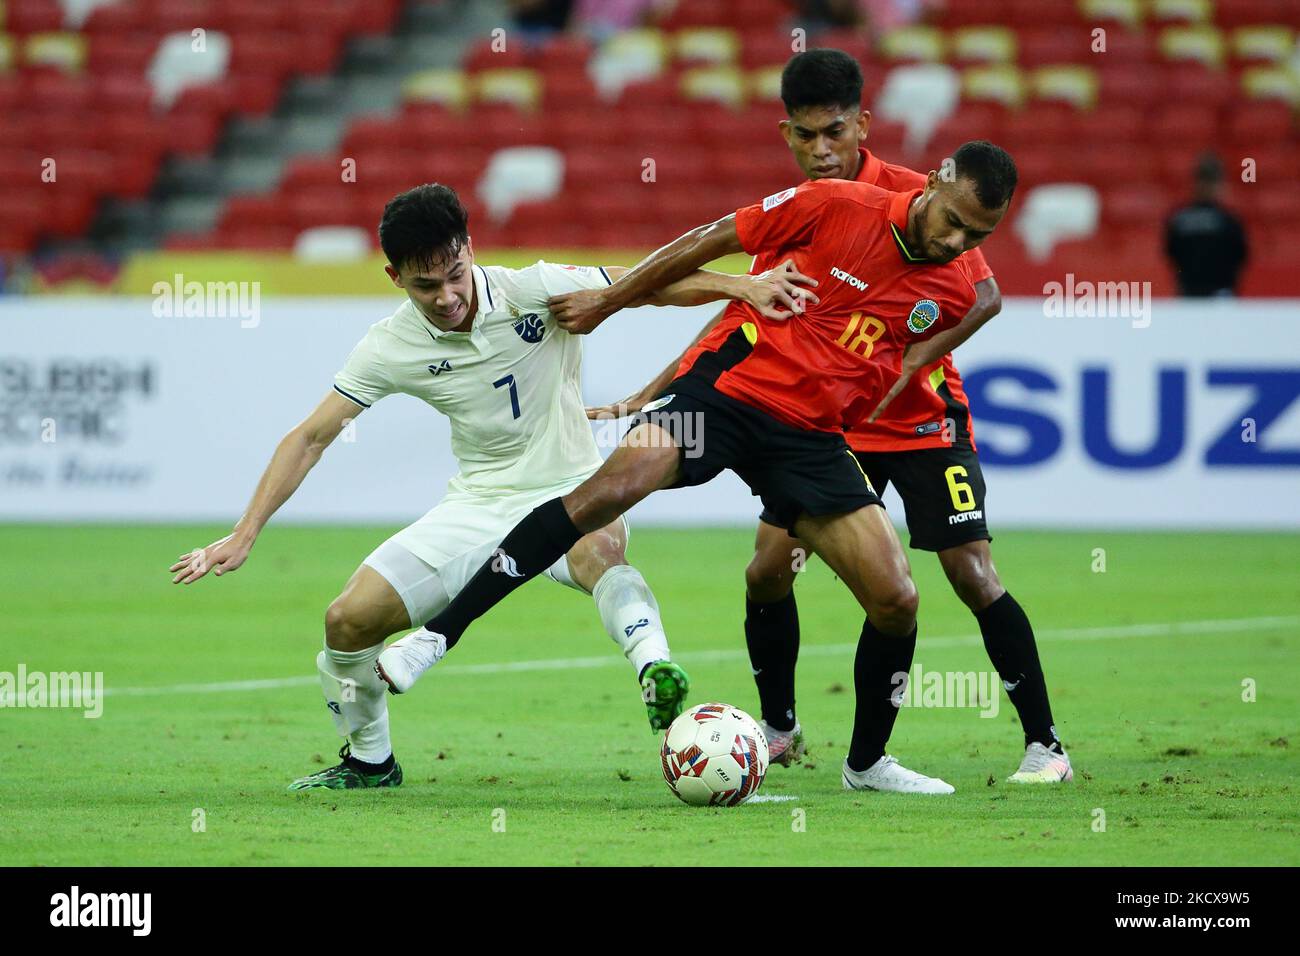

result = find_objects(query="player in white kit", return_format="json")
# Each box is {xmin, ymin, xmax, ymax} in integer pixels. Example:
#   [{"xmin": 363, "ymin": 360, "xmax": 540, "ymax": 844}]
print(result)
[{"xmin": 168, "ymin": 183, "xmax": 819, "ymax": 790}]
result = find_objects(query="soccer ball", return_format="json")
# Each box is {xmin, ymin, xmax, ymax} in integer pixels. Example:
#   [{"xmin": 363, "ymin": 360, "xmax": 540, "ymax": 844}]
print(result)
[{"xmin": 660, "ymin": 703, "xmax": 769, "ymax": 806}]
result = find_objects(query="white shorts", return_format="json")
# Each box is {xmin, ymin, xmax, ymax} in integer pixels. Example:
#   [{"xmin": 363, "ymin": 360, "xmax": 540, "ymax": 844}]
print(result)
[{"xmin": 362, "ymin": 483, "xmax": 627, "ymax": 627}]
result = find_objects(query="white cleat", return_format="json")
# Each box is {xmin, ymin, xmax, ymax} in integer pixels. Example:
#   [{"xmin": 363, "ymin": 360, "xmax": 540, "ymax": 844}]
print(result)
[
  {"xmin": 842, "ymin": 755, "xmax": 955, "ymax": 795},
  {"xmin": 1007, "ymin": 742, "xmax": 1074, "ymax": 783},
  {"xmin": 375, "ymin": 628, "xmax": 448, "ymax": 695},
  {"xmin": 761, "ymin": 720, "xmax": 806, "ymax": 767}
]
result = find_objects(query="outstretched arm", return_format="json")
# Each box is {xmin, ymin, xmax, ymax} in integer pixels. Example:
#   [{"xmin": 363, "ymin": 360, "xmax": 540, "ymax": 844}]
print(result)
[
  {"xmin": 605, "ymin": 258, "xmax": 818, "ymax": 314},
  {"xmin": 550, "ymin": 215, "xmax": 745, "ymax": 334},
  {"xmin": 868, "ymin": 276, "xmax": 1002, "ymax": 422},
  {"xmin": 169, "ymin": 389, "xmax": 359, "ymax": 584}
]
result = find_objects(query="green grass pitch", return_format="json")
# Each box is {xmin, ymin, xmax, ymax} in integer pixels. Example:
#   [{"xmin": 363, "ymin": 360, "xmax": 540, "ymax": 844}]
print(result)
[{"xmin": 2, "ymin": 525, "xmax": 1297, "ymax": 866}]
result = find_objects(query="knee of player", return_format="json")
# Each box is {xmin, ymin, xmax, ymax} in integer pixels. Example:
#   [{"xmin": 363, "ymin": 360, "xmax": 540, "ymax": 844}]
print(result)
[
  {"xmin": 324, "ymin": 597, "xmax": 375, "ymax": 650},
  {"xmin": 872, "ymin": 578, "xmax": 919, "ymax": 632},
  {"xmin": 571, "ymin": 532, "xmax": 627, "ymax": 584},
  {"xmin": 744, "ymin": 550, "xmax": 793, "ymax": 602},
  {"xmin": 948, "ymin": 555, "xmax": 1003, "ymax": 611}
]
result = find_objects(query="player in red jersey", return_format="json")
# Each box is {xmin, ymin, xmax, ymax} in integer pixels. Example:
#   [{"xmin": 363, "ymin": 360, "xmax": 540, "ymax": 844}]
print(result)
[
  {"xmin": 592, "ymin": 50, "xmax": 1071, "ymax": 785},
  {"xmin": 400, "ymin": 143, "xmax": 1017, "ymax": 795}
]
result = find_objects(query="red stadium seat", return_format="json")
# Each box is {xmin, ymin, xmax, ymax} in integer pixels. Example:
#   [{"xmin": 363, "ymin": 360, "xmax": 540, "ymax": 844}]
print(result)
[
  {"xmin": 1065, "ymin": 105, "xmax": 1144, "ymax": 145},
  {"xmin": 171, "ymin": 82, "xmax": 237, "ymax": 123},
  {"xmin": 4, "ymin": 0, "xmax": 63, "ymax": 34},
  {"xmin": 541, "ymin": 68, "xmax": 598, "ymax": 111},
  {"xmin": 216, "ymin": 223, "xmax": 296, "ymax": 249},
  {"xmin": 463, "ymin": 38, "xmax": 528, "ymax": 73},
  {"xmin": 83, "ymin": 3, "xmax": 155, "ymax": 37},
  {"xmin": 1018, "ymin": 29, "xmax": 1093, "ymax": 67},
  {"xmin": 1215, "ymin": 0, "xmax": 1300, "ymax": 30},
  {"xmin": 739, "ymin": 31, "xmax": 802, "ymax": 69},
  {"xmin": 280, "ymin": 0, "xmax": 366, "ymax": 39},
  {"xmin": 1164, "ymin": 63, "xmax": 1236, "ymax": 107},
  {"xmin": 221, "ymin": 194, "xmax": 288, "ymax": 231},
  {"xmin": 999, "ymin": 105, "xmax": 1079, "ymax": 149},
  {"xmin": 227, "ymin": 31, "xmax": 301, "ymax": 84},
  {"xmin": 45, "ymin": 189, "xmax": 99, "ymax": 236},
  {"xmin": 1096, "ymin": 65, "xmax": 1163, "ymax": 108},
  {"xmin": 143, "ymin": 0, "xmax": 221, "ymax": 35},
  {"xmin": 1149, "ymin": 104, "xmax": 1220, "ymax": 150},
  {"xmin": 1226, "ymin": 101, "xmax": 1296, "ymax": 146},
  {"xmin": 87, "ymin": 34, "xmax": 161, "ymax": 77},
  {"xmin": 1102, "ymin": 184, "xmax": 1175, "ymax": 228},
  {"xmin": 0, "ymin": 196, "xmax": 46, "ymax": 250},
  {"xmin": 165, "ymin": 110, "xmax": 223, "ymax": 157},
  {"xmin": 286, "ymin": 190, "xmax": 365, "ymax": 231},
  {"xmin": 533, "ymin": 34, "xmax": 594, "ymax": 72},
  {"xmin": 94, "ymin": 73, "xmax": 154, "ymax": 113},
  {"xmin": 347, "ymin": 0, "xmax": 402, "ymax": 36}
]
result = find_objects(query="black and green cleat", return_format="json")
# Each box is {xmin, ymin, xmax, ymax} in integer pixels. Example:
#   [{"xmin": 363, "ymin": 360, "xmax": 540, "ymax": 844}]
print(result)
[
  {"xmin": 287, "ymin": 744, "xmax": 403, "ymax": 791},
  {"xmin": 641, "ymin": 661, "xmax": 691, "ymax": 732}
]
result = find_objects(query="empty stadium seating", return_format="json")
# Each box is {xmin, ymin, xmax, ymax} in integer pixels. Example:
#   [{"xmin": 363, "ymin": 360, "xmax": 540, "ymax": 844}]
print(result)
[{"xmin": 2, "ymin": 0, "xmax": 1298, "ymax": 294}]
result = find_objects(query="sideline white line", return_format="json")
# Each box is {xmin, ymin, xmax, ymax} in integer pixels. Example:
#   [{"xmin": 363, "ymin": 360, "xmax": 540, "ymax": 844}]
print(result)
[{"xmin": 101, "ymin": 614, "xmax": 1300, "ymax": 698}]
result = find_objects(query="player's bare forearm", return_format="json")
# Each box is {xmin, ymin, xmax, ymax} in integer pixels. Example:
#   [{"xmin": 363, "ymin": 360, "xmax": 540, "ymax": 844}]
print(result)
[
  {"xmin": 645, "ymin": 270, "xmax": 746, "ymax": 307},
  {"xmin": 867, "ymin": 277, "xmax": 1002, "ymax": 423},
  {"xmin": 918, "ymin": 275, "xmax": 1002, "ymax": 362},
  {"xmin": 608, "ymin": 218, "xmax": 745, "ymax": 312},
  {"xmin": 550, "ymin": 217, "xmax": 745, "ymax": 334},
  {"xmin": 231, "ymin": 430, "xmax": 327, "ymax": 544},
  {"xmin": 170, "ymin": 390, "xmax": 356, "ymax": 583},
  {"xmin": 600, "ymin": 266, "xmax": 737, "ymax": 308}
]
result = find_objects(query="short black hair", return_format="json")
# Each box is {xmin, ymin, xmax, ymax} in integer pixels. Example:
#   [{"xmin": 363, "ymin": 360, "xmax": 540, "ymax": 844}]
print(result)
[
  {"xmin": 952, "ymin": 141, "xmax": 1018, "ymax": 210},
  {"xmin": 780, "ymin": 49, "xmax": 863, "ymax": 115},
  {"xmin": 379, "ymin": 183, "xmax": 469, "ymax": 273},
  {"xmin": 1194, "ymin": 150, "xmax": 1223, "ymax": 184}
]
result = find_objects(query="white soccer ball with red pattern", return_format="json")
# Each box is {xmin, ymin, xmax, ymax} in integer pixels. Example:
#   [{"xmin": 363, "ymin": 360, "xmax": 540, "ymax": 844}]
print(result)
[{"xmin": 660, "ymin": 703, "xmax": 770, "ymax": 806}]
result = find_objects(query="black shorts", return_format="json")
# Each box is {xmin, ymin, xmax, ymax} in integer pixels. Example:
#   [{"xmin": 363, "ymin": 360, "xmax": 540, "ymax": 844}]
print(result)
[
  {"xmin": 627, "ymin": 373, "xmax": 881, "ymax": 529},
  {"xmin": 760, "ymin": 443, "xmax": 992, "ymax": 552}
]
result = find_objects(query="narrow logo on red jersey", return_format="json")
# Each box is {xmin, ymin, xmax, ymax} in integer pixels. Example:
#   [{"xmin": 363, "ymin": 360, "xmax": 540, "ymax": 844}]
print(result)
[{"xmin": 762, "ymin": 187, "xmax": 796, "ymax": 212}]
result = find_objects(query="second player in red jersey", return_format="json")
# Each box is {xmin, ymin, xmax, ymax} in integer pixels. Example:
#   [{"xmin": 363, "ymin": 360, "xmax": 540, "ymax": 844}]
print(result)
[{"xmin": 675, "ymin": 179, "xmax": 977, "ymax": 436}]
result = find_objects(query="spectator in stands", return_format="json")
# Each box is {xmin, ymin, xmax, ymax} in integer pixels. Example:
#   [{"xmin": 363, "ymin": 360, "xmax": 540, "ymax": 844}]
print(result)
[
  {"xmin": 1164, "ymin": 153, "xmax": 1249, "ymax": 298},
  {"xmin": 571, "ymin": 0, "xmax": 672, "ymax": 40},
  {"xmin": 509, "ymin": 0, "xmax": 574, "ymax": 41},
  {"xmin": 795, "ymin": 0, "xmax": 935, "ymax": 31}
]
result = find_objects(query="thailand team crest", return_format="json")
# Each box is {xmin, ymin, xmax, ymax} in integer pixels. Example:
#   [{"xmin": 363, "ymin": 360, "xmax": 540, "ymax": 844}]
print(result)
[
  {"xmin": 513, "ymin": 313, "xmax": 545, "ymax": 343},
  {"xmin": 907, "ymin": 299, "xmax": 940, "ymax": 333}
]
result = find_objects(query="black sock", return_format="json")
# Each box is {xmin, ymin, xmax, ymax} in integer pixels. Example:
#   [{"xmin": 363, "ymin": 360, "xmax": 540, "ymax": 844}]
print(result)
[
  {"xmin": 424, "ymin": 497, "xmax": 583, "ymax": 647},
  {"xmin": 975, "ymin": 591, "xmax": 1060, "ymax": 749},
  {"xmin": 744, "ymin": 592, "xmax": 799, "ymax": 732},
  {"xmin": 847, "ymin": 618, "xmax": 917, "ymax": 773},
  {"xmin": 345, "ymin": 751, "xmax": 394, "ymax": 774}
]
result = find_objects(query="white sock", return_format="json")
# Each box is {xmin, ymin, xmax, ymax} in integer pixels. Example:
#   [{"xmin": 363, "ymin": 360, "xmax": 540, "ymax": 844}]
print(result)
[
  {"xmin": 591, "ymin": 564, "xmax": 671, "ymax": 677},
  {"xmin": 317, "ymin": 642, "xmax": 392, "ymax": 764}
]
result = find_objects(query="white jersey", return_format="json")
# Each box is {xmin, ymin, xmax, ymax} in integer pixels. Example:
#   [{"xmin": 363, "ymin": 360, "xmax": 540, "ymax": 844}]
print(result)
[{"xmin": 333, "ymin": 260, "xmax": 611, "ymax": 496}]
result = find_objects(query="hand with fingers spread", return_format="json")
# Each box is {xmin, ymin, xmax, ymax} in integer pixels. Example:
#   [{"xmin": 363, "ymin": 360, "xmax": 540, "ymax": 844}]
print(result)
[
  {"xmin": 735, "ymin": 258, "xmax": 820, "ymax": 320},
  {"xmin": 169, "ymin": 533, "xmax": 252, "ymax": 584}
]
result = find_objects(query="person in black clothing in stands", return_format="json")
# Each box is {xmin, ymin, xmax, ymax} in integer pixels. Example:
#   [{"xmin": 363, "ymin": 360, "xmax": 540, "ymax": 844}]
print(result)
[{"xmin": 1164, "ymin": 152, "xmax": 1249, "ymax": 297}]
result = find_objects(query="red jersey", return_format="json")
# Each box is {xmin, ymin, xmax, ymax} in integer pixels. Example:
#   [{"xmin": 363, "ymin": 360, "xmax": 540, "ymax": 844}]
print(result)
[
  {"xmin": 751, "ymin": 148, "xmax": 991, "ymax": 452},
  {"xmin": 676, "ymin": 179, "xmax": 977, "ymax": 437}
]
